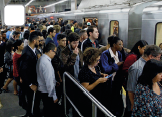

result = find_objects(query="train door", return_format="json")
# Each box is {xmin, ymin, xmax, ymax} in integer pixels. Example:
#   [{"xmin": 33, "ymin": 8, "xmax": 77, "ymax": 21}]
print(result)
[
  {"xmin": 155, "ymin": 22, "xmax": 162, "ymax": 47},
  {"xmin": 110, "ymin": 20, "xmax": 119, "ymax": 37}
]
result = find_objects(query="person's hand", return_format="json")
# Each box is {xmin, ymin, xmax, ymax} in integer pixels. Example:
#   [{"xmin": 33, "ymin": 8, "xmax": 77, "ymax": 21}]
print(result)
[
  {"xmin": 54, "ymin": 99, "xmax": 58, "ymax": 103},
  {"xmin": 102, "ymin": 74, "xmax": 108, "ymax": 77},
  {"xmin": 0, "ymin": 67, "xmax": 3, "ymax": 73},
  {"xmin": 30, "ymin": 85, "xmax": 37, "ymax": 92},
  {"xmin": 20, "ymin": 77, "xmax": 23, "ymax": 83},
  {"xmin": 117, "ymin": 61, "xmax": 124, "ymax": 66},
  {"xmin": 56, "ymin": 82, "xmax": 60, "ymax": 87},
  {"xmin": 73, "ymin": 47, "xmax": 79, "ymax": 55},
  {"xmin": 98, "ymin": 77, "xmax": 108, "ymax": 83}
]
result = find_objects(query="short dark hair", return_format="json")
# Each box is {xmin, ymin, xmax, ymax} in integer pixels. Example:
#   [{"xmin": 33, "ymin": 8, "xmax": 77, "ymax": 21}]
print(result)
[
  {"xmin": 48, "ymin": 27, "xmax": 55, "ymax": 35},
  {"xmin": 50, "ymin": 22, "xmax": 53, "ymax": 25},
  {"xmin": 131, "ymin": 40, "xmax": 148, "ymax": 59},
  {"xmin": 13, "ymin": 31, "xmax": 20, "ymax": 36},
  {"xmin": 83, "ymin": 47, "xmax": 101, "ymax": 65},
  {"xmin": 64, "ymin": 20, "xmax": 68, "ymax": 25},
  {"xmin": 78, "ymin": 23, "xmax": 83, "ymax": 28},
  {"xmin": 138, "ymin": 59, "xmax": 162, "ymax": 89},
  {"xmin": 6, "ymin": 40, "xmax": 14, "ymax": 52},
  {"xmin": 144, "ymin": 45, "xmax": 162, "ymax": 57},
  {"xmin": 42, "ymin": 30, "xmax": 47, "ymax": 39},
  {"xmin": 30, "ymin": 25, "xmax": 35, "ymax": 30},
  {"xmin": 79, "ymin": 29, "xmax": 86, "ymax": 37},
  {"xmin": 15, "ymin": 26, "xmax": 20, "ymax": 29},
  {"xmin": 21, "ymin": 26, "xmax": 24, "ymax": 31},
  {"xmin": 57, "ymin": 34, "xmax": 66, "ymax": 41},
  {"xmin": 24, "ymin": 30, "xmax": 30, "ymax": 40},
  {"xmin": 43, "ymin": 42, "xmax": 56, "ymax": 53},
  {"xmin": 65, "ymin": 29, "xmax": 72, "ymax": 36},
  {"xmin": 87, "ymin": 25, "xmax": 97, "ymax": 37},
  {"xmin": 108, "ymin": 36, "xmax": 121, "ymax": 47},
  {"xmin": 67, "ymin": 32, "xmax": 80, "ymax": 42},
  {"xmin": 29, "ymin": 31, "xmax": 39, "ymax": 42},
  {"xmin": 37, "ymin": 31, "xmax": 43, "ymax": 36},
  {"xmin": 13, "ymin": 39, "xmax": 23, "ymax": 50}
]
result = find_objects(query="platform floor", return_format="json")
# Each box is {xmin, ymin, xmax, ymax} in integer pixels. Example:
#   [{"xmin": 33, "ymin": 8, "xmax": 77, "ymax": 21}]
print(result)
[{"xmin": 0, "ymin": 80, "xmax": 126, "ymax": 117}]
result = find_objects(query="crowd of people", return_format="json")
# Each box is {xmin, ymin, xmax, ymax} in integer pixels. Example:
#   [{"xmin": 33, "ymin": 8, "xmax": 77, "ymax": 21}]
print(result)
[{"xmin": 0, "ymin": 18, "xmax": 162, "ymax": 117}]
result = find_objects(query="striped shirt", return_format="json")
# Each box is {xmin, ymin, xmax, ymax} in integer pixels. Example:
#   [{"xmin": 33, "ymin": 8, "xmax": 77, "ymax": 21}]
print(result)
[{"xmin": 127, "ymin": 57, "xmax": 146, "ymax": 93}]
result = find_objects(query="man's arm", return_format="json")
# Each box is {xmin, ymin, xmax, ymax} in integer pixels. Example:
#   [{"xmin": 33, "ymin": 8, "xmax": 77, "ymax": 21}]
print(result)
[
  {"xmin": 60, "ymin": 52, "xmax": 77, "ymax": 68},
  {"xmin": 128, "ymin": 91, "xmax": 134, "ymax": 111},
  {"xmin": 127, "ymin": 67, "xmax": 142, "ymax": 111},
  {"xmin": 20, "ymin": 55, "xmax": 35, "ymax": 86}
]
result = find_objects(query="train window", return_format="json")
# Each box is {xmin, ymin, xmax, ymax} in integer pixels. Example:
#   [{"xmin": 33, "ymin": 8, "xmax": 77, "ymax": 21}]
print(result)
[
  {"xmin": 83, "ymin": 18, "xmax": 98, "ymax": 26},
  {"xmin": 110, "ymin": 21, "xmax": 119, "ymax": 37},
  {"xmin": 155, "ymin": 23, "xmax": 162, "ymax": 47}
]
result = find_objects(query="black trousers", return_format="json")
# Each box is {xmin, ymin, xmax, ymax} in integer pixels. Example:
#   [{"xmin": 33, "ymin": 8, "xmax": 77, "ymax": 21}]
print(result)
[
  {"xmin": 41, "ymin": 93, "xmax": 56, "ymax": 117},
  {"xmin": 24, "ymin": 86, "xmax": 41, "ymax": 117},
  {"xmin": 0, "ymin": 72, "xmax": 5, "ymax": 88}
]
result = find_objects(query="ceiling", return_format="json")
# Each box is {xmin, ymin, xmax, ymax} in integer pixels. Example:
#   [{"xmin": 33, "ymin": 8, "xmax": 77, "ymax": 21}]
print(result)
[{"xmin": 8, "ymin": 0, "xmax": 61, "ymax": 5}]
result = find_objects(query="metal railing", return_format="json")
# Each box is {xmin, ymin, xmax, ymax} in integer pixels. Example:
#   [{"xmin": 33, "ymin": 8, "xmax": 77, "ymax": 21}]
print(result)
[{"xmin": 63, "ymin": 72, "xmax": 115, "ymax": 117}]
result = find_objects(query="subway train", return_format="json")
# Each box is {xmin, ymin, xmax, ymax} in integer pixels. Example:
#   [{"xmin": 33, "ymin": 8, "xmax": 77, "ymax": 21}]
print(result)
[{"xmin": 26, "ymin": 1, "xmax": 162, "ymax": 49}]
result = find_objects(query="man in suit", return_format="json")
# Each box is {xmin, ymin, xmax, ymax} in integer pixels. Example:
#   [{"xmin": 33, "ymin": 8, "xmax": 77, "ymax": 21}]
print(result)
[
  {"xmin": 0, "ymin": 34, "xmax": 6, "ymax": 89},
  {"xmin": 19, "ymin": 31, "xmax": 40, "ymax": 117}
]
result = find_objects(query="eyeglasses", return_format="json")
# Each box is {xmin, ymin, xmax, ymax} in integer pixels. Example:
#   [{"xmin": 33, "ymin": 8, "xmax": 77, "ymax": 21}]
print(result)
[
  {"xmin": 96, "ymin": 59, "xmax": 100, "ymax": 62},
  {"xmin": 39, "ymin": 39, "xmax": 45, "ymax": 42},
  {"xmin": 52, "ymin": 50, "xmax": 56, "ymax": 53}
]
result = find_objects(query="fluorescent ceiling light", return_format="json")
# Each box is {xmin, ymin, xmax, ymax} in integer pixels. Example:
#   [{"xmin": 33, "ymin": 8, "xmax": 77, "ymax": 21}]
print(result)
[
  {"xmin": 122, "ymin": 8, "xmax": 130, "ymax": 12},
  {"xmin": 25, "ymin": 0, "xmax": 34, "ymax": 7},
  {"xmin": 154, "ymin": 1, "xmax": 162, "ymax": 5},
  {"xmin": 84, "ymin": 12, "xmax": 98, "ymax": 14},
  {"xmin": 150, "ymin": 11, "xmax": 162, "ymax": 13},
  {"xmin": 99, "ymin": 9, "xmax": 121, "ymax": 13},
  {"xmin": 44, "ymin": 0, "xmax": 68, "ymax": 8},
  {"xmin": 74, "ymin": 12, "xmax": 84, "ymax": 15},
  {"xmin": 143, "ymin": 7, "xmax": 158, "ymax": 12}
]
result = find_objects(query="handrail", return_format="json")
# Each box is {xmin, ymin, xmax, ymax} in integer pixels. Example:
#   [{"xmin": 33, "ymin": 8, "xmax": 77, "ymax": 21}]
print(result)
[{"xmin": 63, "ymin": 72, "xmax": 115, "ymax": 117}]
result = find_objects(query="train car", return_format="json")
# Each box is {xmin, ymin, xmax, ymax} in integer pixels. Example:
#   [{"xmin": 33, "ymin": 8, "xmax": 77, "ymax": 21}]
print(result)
[{"xmin": 33, "ymin": 1, "xmax": 162, "ymax": 49}]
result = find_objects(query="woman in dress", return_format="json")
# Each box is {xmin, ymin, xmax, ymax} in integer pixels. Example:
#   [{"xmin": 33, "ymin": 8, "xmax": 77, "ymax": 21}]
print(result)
[{"xmin": 132, "ymin": 59, "xmax": 162, "ymax": 116}]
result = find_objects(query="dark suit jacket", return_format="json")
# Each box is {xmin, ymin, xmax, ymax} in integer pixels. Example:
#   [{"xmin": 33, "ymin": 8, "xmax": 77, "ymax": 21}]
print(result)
[
  {"xmin": 19, "ymin": 45, "xmax": 38, "ymax": 86},
  {"xmin": 0, "ymin": 42, "xmax": 6, "ymax": 67}
]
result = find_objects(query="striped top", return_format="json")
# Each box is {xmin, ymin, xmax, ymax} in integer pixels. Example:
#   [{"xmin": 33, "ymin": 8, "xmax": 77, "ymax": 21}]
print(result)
[{"xmin": 127, "ymin": 57, "xmax": 146, "ymax": 93}]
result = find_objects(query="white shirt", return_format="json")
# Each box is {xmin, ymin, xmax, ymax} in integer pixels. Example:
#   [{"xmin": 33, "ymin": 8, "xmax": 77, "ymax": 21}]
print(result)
[{"xmin": 109, "ymin": 48, "xmax": 119, "ymax": 64}]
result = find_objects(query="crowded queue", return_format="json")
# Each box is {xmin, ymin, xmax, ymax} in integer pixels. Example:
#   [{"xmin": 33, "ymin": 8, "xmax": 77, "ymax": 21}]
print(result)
[{"xmin": 0, "ymin": 18, "xmax": 162, "ymax": 117}]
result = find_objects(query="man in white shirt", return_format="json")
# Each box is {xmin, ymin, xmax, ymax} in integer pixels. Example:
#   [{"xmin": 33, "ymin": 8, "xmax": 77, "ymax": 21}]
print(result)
[{"xmin": 36, "ymin": 42, "xmax": 58, "ymax": 117}]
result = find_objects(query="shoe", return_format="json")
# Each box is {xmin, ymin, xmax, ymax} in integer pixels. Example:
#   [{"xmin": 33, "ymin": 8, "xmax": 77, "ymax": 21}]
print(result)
[{"xmin": 1, "ymin": 88, "xmax": 8, "ymax": 93}]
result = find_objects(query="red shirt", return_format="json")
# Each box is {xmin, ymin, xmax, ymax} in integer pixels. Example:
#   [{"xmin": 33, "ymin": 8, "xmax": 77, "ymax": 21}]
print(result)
[
  {"xmin": 122, "ymin": 54, "xmax": 138, "ymax": 78},
  {"xmin": 13, "ymin": 53, "xmax": 21, "ymax": 77}
]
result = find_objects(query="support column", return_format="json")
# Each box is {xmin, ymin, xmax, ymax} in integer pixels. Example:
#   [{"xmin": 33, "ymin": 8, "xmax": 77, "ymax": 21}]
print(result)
[
  {"xmin": 0, "ymin": 0, "xmax": 5, "ymax": 26},
  {"xmin": 71, "ymin": 0, "xmax": 77, "ymax": 11}
]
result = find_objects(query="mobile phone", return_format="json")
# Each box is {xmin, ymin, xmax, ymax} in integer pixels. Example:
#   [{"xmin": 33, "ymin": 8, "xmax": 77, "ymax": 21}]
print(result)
[{"xmin": 105, "ymin": 74, "xmax": 113, "ymax": 79}]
